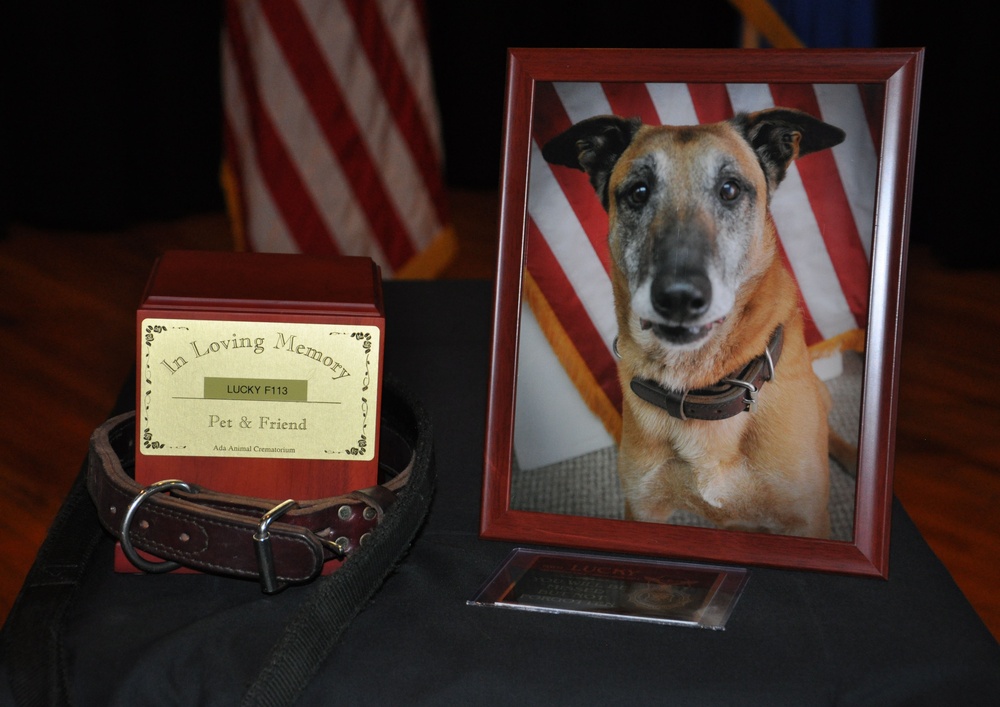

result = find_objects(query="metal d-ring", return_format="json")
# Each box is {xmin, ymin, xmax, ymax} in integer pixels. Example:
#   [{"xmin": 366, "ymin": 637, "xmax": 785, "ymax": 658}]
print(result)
[
  {"xmin": 763, "ymin": 344, "xmax": 776, "ymax": 382},
  {"xmin": 254, "ymin": 499, "xmax": 297, "ymax": 594},
  {"xmin": 120, "ymin": 479, "xmax": 194, "ymax": 573}
]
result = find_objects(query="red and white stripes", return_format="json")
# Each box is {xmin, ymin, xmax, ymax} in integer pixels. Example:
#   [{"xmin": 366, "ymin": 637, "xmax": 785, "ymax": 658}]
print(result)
[
  {"xmin": 222, "ymin": 0, "xmax": 451, "ymax": 276},
  {"xmin": 525, "ymin": 81, "xmax": 877, "ymax": 436}
]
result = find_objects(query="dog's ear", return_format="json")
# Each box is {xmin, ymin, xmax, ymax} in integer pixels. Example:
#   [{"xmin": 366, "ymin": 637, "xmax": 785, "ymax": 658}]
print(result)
[
  {"xmin": 541, "ymin": 115, "xmax": 641, "ymax": 209},
  {"xmin": 735, "ymin": 108, "xmax": 846, "ymax": 193}
]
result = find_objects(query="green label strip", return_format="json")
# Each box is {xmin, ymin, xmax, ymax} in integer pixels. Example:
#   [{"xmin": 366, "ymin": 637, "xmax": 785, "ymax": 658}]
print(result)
[{"xmin": 204, "ymin": 378, "xmax": 308, "ymax": 402}]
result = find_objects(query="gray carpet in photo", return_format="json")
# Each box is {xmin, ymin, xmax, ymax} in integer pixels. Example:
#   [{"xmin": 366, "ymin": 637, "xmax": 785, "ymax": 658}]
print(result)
[{"xmin": 511, "ymin": 351, "xmax": 863, "ymax": 542}]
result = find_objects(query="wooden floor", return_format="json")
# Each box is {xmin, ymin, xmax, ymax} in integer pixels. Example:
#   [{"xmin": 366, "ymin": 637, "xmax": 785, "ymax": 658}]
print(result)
[{"xmin": 1, "ymin": 189, "xmax": 998, "ymax": 643}]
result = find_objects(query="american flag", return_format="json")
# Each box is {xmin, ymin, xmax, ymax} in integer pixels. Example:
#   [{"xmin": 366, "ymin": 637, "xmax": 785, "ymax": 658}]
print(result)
[
  {"xmin": 518, "ymin": 81, "xmax": 878, "ymax": 457},
  {"xmin": 220, "ymin": 0, "xmax": 454, "ymax": 277}
]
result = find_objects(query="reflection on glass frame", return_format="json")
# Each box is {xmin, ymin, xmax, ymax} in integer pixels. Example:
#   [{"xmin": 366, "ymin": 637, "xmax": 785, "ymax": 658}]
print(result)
[
  {"xmin": 481, "ymin": 48, "xmax": 924, "ymax": 577},
  {"xmin": 469, "ymin": 547, "xmax": 749, "ymax": 630}
]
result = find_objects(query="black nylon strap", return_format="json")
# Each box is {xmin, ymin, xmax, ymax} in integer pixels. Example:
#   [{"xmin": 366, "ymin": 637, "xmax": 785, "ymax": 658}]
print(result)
[{"xmin": 240, "ymin": 376, "xmax": 435, "ymax": 706}]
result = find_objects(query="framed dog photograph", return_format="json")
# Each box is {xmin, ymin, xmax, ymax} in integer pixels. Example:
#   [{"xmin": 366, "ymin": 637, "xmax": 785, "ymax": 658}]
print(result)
[{"xmin": 481, "ymin": 48, "xmax": 924, "ymax": 577}]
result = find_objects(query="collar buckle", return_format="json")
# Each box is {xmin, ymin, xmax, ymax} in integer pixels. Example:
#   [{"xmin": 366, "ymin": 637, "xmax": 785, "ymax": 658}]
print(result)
[{"xmin": 721, "ymin": 378, "xmax": 759, "ymax": 414}]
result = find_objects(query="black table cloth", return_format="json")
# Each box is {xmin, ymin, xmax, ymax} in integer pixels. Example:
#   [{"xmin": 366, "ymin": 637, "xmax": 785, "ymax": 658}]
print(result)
[{"xmin": 2, "ymin": 280, "xmax": 998, "ymax": 706}]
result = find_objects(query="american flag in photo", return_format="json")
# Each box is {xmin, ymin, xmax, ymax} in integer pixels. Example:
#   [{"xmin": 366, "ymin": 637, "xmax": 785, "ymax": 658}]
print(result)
[
  {"xmin": 524, "ymin": 80, "xmax": 879, "ymax": 442},
  {"xmin": 221, "ymin": 0, "xmax": 454, "ymax": 277}
]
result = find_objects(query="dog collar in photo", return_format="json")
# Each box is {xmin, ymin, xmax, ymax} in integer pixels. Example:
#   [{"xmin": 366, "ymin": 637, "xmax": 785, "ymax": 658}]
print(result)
[{"xmin": 629, "ymin": 325, "xmax": 784, "ymax": 421}]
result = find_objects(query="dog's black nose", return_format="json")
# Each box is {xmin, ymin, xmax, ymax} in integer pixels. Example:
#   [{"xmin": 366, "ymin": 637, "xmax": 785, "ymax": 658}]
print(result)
[{"xmin": 651, "ymin": 272, "xmax": 712, "ymax": 322}]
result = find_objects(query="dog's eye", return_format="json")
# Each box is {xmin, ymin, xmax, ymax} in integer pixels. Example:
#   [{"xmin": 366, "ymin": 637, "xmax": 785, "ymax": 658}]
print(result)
[
  {"xmin": 627, "ymin": 183, "xmax": 650, "ymax": 206},
  {"xmin": 719, "ymin": 180, "xmax": 741, "ymax": 202}
]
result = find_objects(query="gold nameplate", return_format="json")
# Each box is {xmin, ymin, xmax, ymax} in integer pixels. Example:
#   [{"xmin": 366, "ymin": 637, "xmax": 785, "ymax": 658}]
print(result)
[{"xmin": 139, "ymin": 318, "xmax": 380, "ymax": 461}]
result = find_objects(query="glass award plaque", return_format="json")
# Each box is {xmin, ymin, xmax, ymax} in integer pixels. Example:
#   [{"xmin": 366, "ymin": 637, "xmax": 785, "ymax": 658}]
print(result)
[{"xmin": 470, "ymin": 547, "xmax": 749, "ymax": 630}]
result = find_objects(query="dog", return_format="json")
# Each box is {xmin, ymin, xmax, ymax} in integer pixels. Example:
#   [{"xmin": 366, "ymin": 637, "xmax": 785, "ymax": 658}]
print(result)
[{"xmin": 542, "ymin": 107, "xmax": 852, "ymax": 539}]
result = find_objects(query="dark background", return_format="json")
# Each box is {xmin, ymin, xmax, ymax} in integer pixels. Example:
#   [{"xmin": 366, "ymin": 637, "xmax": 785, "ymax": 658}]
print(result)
[{"xmin": 0, "ymin": 1, "xmax": 992, "ymax": 266}]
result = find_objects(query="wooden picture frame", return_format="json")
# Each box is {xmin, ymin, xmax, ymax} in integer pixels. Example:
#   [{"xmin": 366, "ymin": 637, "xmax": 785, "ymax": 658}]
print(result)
[{"xmin": 481, "ymin": 47, "xmax": 924, "ymax": 577}]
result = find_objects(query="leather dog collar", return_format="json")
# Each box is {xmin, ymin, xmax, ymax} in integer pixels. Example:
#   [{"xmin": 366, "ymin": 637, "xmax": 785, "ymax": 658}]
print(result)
[
  {"xmin": 86, "ymin": 380, "xmax": 432, "ymax": 593},
  {"xmin": 629, "ymin": 325, "xmax": 784, "ymax": 421}
]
